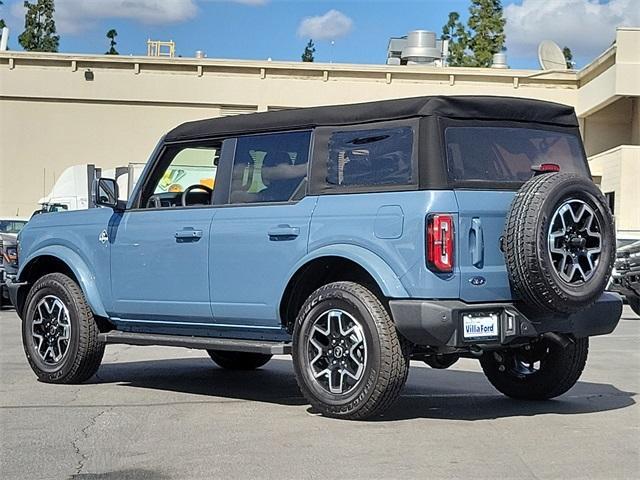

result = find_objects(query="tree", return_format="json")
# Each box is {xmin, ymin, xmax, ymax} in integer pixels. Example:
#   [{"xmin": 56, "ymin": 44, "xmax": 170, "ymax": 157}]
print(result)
[
  {"xmin": 563, "ymin": 46, "xmax": 574, "ymax": 69},
  {"xmin": 467, "ymin": 0, "xmax": 506, "ymax": 67},
  {"xmin": 18, "ymin": 0, "xmax": 59, "ymax": 52},
  {"xmin": 442, "ymin": 0, "xmax": 506, "ymax": 68},
  {"xmin": 105, "ymin": 28, "xmax": 118, "ymax": 55},
  {"xmin": 442, "ymin": 11, "xmax": 470, "ymax": 67},
  {"xmin": 301, "ymin": 39, "xmax": 315, "ymax": 62},
  {"xmin": 0, "ymin": 1, "xmax": 6, "ymax": 30}
]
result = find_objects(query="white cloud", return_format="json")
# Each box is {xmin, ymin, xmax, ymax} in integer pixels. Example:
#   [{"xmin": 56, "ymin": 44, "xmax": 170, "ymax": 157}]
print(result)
[
  {"xmin": 505, "ymin": 0, "xmax": 640, "ymax": 59},
  {"xmin": 10, "ymin": 0, "xmax": 199, "ymax": 34},
  {"xmin": 297, "ymin": 9, "xmax": 353, "ymax": 41}
]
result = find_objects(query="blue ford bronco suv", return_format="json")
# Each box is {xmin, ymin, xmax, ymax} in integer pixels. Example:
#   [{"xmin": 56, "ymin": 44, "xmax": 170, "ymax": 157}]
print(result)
[{"xmin": 8, "ymin": 96, "xmax": 622, "ymax": 419}]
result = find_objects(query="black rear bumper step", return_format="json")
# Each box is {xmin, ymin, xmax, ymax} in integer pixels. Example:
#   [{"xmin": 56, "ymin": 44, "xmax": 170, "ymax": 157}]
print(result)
[{"xmin": 98, "ymin": 331, "xmax": 292, "ymax": 355}]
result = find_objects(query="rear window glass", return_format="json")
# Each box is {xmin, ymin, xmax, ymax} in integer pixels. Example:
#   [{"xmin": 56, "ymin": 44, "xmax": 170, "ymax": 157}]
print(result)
[
  {"xmin": 445, "ymin": 127, "xmax": 588, "ymax": 183},
  {"xmin": 327, "ymin": 127, "xmax": 413, "ymax": 187}
]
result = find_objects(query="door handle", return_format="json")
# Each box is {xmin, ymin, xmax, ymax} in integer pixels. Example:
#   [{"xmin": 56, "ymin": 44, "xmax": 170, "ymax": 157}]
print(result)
[
  {"xmin": 470, "ymin": 218, "xmax": 484, "ymax": 268},
  {"xmin": 268, "ymin": 225, "xmax": 300, "ymax": 241},
  {"xmin": 175, "ymin": 229, "xmax": 203, "ymax": 240}
]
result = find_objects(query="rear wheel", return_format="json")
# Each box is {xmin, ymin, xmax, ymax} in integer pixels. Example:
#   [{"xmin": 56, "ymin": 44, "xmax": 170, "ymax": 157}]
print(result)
[
  {"xmin": 206, "ymin": 350, "xmax": 272, "ymax": 370},
  {"xmin": 22, "ymin": 273, "xmax": 104, "ymax": 384},
  {"xmin": 292, "ymin": 281, "xmax": 409, "ymax": 420},
  {"xmin": 480, "ymin": 337, "xmax": 588, "ymax": 400}
]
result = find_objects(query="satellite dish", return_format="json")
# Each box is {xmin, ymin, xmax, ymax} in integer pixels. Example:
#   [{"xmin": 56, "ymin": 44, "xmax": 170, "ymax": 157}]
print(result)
[{"xmin": 538, "ymin": 40, "xmax": 568, "ymax": 70}]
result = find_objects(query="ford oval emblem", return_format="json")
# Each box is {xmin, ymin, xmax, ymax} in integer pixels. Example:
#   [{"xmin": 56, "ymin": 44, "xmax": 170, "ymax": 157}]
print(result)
[{"xmin": 470, "ymin": 276, "xmax": 486, "ymax": 286}]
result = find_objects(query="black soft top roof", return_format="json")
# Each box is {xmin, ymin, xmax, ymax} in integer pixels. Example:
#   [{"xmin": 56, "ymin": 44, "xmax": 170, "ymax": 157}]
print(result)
[{"xmin": 165, "ymin": 95, "xmax": 578, "ymax": 142}]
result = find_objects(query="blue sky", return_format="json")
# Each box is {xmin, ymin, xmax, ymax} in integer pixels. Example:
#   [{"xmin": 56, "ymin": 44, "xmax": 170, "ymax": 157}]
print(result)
[{"xmin": 1, "ymin": 1, "xmax": 637, "ymax": 69}]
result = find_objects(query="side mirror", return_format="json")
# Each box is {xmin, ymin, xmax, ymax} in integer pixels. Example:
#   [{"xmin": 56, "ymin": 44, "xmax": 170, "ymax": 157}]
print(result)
[{"xmin": 95, "ymin": 178, "xmax": 122, "ymax": 210}]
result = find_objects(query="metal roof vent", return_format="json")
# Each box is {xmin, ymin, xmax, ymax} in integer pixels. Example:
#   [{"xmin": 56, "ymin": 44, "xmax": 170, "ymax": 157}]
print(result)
[
  {"xmin": 401, "ymin": 30, "xmax": 440, "ymax": 64},
  {"xmin": 491, "ymin": 52, "xmax": 509, "ymax": 69}
]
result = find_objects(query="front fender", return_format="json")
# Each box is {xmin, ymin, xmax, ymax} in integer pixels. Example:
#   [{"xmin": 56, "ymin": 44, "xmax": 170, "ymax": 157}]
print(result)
[
  {"xmin": 285, "ymin": 244, "xmax": 409, "ymax": 298},
  {"xmin": 18, "ymin": 245, "xmax": 108, "ymax": 318}
]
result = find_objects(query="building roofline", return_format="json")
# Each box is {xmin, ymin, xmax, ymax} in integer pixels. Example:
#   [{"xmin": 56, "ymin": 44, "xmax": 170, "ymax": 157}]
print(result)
[{"xmin": 0, "ymin": 50, "xmax": 578, "ymax": 82}]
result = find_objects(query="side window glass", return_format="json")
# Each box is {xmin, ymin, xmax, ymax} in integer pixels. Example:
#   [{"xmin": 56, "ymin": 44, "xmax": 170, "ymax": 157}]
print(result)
[
  {"xmin": 230, "ymin": 131, "xmax": 311, "ymax": 204},
  {"xmin": 141, "ymin": 143, "xmax": 220, "ymax": 209},
  {"xmin": 327, "ymin": 127, "xmax": 414, "ymax": 187}
]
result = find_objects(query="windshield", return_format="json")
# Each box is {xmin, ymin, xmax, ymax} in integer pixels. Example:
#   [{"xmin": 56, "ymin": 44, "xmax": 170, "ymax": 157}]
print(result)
[
  {"xmin": 445, "ymin": 126, "xmax": 588, "ymax": 184},
  {"xmin": 0, "ymin": 220, "xmax": 27, "ymax": 234}
]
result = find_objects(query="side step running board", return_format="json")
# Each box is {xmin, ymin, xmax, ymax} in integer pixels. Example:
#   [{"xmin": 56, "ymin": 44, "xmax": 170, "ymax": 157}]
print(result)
[{"xmin": 98, "ymin": 331, "xmax": 292, "ymax": 355}]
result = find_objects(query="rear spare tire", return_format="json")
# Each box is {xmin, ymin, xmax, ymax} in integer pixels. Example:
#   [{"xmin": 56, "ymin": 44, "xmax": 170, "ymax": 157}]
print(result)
[{"xmin": 504, "ymin": 172, "xmax": 615, "ymax": 314}]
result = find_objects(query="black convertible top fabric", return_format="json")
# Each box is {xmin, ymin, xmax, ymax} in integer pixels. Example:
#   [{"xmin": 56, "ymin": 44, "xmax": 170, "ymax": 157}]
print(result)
[{"xmin": 165, "ymin": 95, "xmax": 578, "ymax": 142}]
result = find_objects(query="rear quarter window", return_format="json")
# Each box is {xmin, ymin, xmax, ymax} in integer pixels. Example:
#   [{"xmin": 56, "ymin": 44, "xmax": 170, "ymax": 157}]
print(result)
[
  {"xmin": 327, "ymin": 127, "xmax": 414, "ymax": 188},
  {"xmin": 445, "ymin": 126, "xmax": 588, "ymax": 184},
  {"xmin": 310, "ymin": 120, "xmax": 419, "ymax": 195}
]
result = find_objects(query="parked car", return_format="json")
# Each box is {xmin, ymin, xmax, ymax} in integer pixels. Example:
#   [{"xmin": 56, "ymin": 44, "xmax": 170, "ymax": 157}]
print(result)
[
  {"xmin": 609, "ymin": 240, "xmax": 640, "ymax": 315},
  {"xmin": 7, "ymin": 96, "xmax": 622, "ymax": 419},
  {"xmin": 0, "ymin": 217, "xmax": 28, "ymax": 309}
]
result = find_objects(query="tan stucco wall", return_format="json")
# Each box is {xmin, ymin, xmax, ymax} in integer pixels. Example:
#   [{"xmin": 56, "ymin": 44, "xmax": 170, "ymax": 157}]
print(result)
[
  {"xmin": 0, "ymin": 54, "xmax": 578, "ymax": 216},
  {"xmin": 1, "ymin": 27, "xmax": 638, "ymax": 223},
  {"xmin": 589, "ymin": 146, "xmax": 640, "ymax": 235},
  {"xmin": 582, "ymin": 97, "xmax": 635, "ymax": 156}
]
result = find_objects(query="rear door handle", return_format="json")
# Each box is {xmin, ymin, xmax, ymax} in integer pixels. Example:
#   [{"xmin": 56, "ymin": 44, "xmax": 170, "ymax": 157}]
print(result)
[
  {"xmin": 268, "ymin": 225, "xmax": 300, "ymax": 241},
  {"xmin": 470, "ymin": 218, "xmax": 484, "ymax": 268},
  {"xmin": 175, "ymin": 229, "xmax": 203, "ymax": 240}
]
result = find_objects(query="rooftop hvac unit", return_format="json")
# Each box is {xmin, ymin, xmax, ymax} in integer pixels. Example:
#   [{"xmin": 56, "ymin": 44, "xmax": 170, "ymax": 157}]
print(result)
[
  {"xmin": 401, "ymin": 30, "xmax": 441, "ymax": 64},
  {"xmin": 491, "ymin": 52, "xmax": 509, "ymax": 69}
]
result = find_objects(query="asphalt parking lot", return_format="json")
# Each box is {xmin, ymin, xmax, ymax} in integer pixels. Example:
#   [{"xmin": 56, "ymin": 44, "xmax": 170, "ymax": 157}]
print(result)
[{"xmin": 1, "ymin": 307, "xmax": 638, "ymax": 480}]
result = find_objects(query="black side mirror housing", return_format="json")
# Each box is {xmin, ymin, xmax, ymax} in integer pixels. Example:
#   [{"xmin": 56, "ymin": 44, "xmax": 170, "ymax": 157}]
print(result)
[{"xmin": 95, "ymin": 178, "xmax": 124, "ymax": 210}]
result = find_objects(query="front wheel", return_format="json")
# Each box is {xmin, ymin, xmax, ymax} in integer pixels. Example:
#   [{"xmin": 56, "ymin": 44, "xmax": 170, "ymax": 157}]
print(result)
[
  {"xmin": 22, "ymin": 273, "xmax": 104, "ymax": 384},
  {"xmin": 292, "ymin": 281, "xmax": 409, "ymax": 420},
  {"xmin": 480, "ymin": 336, "xmax": 588, "ymax": 400}
]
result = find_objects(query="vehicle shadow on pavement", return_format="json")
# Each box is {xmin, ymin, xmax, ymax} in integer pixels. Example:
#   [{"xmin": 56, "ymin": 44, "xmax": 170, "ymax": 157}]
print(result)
[{"xmin": 90, "ymin": 358, "xmax": 636, "ymax": 421}]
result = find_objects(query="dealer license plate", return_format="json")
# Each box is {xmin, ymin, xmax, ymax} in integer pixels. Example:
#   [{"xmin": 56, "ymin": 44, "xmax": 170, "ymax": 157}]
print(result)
[{"xmin": 462, "ymin": 313, "xmax": 499, "ymax": 340}]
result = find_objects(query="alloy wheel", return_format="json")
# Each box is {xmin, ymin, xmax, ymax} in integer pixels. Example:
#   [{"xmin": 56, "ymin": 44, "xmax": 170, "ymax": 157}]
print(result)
[
  {"xmin": 31, "ymin": 295, "xmax": 71, "ymax": 365},
  {"xmin": 548, "ymin": 198, "xmax": 602, "ymax": 284},
  {"xmin": 306, "ymin": 309, "xmax": 367, "ymax": 395}
]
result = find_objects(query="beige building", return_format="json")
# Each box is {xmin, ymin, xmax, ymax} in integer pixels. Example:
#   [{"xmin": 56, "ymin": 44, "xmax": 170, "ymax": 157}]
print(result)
[{"xmin": 1, "ymin": 27, "xmax": 639, "ymax": 236}]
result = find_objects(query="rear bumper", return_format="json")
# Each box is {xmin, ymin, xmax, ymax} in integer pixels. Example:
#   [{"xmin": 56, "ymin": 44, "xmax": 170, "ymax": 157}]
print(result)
[{"xmin": 389, "ymin": 292, "xmax": 622, "ymax": 348}]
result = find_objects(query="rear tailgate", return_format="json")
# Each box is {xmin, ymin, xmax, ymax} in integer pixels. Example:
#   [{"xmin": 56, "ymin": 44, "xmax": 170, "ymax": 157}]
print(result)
[
  {"xmin": 455, "ymin": 191, "xmax": 514, "ymax": 302},
  {"xmin": 444, "ymin": 123, "xmax": 590, "ymax": 303}
]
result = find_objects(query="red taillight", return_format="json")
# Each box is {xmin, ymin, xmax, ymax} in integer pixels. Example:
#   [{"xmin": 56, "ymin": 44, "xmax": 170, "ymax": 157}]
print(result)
[
  {"xmin": 426, "ymin": 214, "xmax": 454, "ymax": 273},
  {"xmin": 532, "ymin": 163, "xmax": 561, "ymax": 174}
]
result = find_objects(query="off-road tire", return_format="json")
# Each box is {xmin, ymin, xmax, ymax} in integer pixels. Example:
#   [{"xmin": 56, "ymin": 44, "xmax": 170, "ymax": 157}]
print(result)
[
  {"xmin": 480, "ymin": 337, "xmax": 588, "ymax": 400},
  {"xmin": 504, "ymin": 172, "xmax": 615, "ymax": 314},
  {"xmin": 292, "ymin": 281, "xmax": 410, "ymax": 420},
  {"xmin": 628, "ymin": 297, "xmax": 640, "ymax": 317},
  {"xmin": 206, "ymin": 350, "xmax": 272, "ymax": 370},
  {"xmin": 22, "ymin": 273, "xmax": 104, "ymax": 383}
]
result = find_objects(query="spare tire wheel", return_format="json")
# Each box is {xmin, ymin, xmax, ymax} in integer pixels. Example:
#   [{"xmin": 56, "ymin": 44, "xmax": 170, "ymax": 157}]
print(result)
[{"xmin": 503, "ymin": 172, "xmax": 615, "ymax": 314}]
